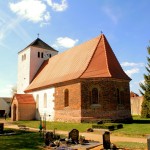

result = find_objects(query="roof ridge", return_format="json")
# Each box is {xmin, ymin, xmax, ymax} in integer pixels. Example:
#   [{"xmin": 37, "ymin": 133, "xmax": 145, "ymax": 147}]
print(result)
[
  {"xmin": 102, "ymin": 34, "xmax": 111, "ymax": 77},
  {"xmin": 79, "ymin": 34, "xmax": 103, "ymax": 78}
]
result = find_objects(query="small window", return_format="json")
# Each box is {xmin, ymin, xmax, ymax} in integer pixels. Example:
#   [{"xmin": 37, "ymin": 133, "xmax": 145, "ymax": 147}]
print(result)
[
  {"xmin": 49, "ymin": 54, "xmax": 51, "ymax": 58},
  {"xmin": 44, "ymin": 93, "xmax": 47, "ymax": 108},
  {"xmin": 92, "ymin": 88, "xmax": 99, "ymax": 104},
  {"xmin": 22, "ymin": 55, "xmax": 24, "ymax": 61},
  {"xmin": 24, "ymin": 54, "xmax": 26, "ymax": 60},
  {"xmin": 38, "ymin": 52, "xmax": 40, "ymax": 58},
  {"xmin": 64, "ymin": 89, "xmax": 69, "ymax": 107}
]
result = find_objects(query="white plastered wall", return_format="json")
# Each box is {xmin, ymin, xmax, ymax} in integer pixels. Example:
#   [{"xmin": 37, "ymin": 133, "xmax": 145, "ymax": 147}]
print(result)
[
  {"xmin": 29, "ymin": 87, "xmax": 55, "ymax": 121},
  {"xmin": 17, "ymin": 46, "xmax": 58, "ymax": 94},
  {"xmin": 17, "ymin": 48, "xmax": 31, "ymax": 94}
]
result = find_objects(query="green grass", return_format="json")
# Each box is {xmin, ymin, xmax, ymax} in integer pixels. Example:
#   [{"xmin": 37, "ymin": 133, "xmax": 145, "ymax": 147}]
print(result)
[
  {"xmin": 112, "ymin": 116, "xmax": 150, "ymax": 137},
  {"xmin": 0, "ymin": 129, "xmax": 44, "ymax": 150},
  {"xmin": 12, "ymin": 116, "xmax": 150, "ymax": 137},
  {"xmin": 13, "ymin": 120, "xmax": 92, "ymax": 132},
  {"xmin": 114, "ymin": 141, "xmax": 147, "ymax": 149}
]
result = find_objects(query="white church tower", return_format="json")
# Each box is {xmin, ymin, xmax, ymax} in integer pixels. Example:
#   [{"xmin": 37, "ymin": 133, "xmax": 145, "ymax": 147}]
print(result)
[{"xmin": 17, "ymin": 38, "xmax": 58, "ymax": 94}]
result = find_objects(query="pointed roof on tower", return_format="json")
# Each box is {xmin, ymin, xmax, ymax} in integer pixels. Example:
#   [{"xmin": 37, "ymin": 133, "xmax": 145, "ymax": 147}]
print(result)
[
  {"xmin": 25, "ymin": 34, "xmax": 131, "ymax": 92},
  {"xmin": 19, "ymin": 38, "xmax": 58, "ymax": 53}
]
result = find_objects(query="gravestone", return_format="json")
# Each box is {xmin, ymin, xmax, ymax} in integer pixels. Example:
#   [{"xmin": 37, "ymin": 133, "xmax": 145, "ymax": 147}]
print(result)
[
  {"xmin": 45, "ymin": 132, "xmax": 54, "ymax": 146},
  {"xmin": 0, "ymin": 123, "xmax": 4, "ymax": 134},
  {"xmin": 69, "ymin": 129, "xmax": 79, "ymax": 144},
  {"xmin": 103, "ymin": 131, "xmax": 110, "ymax": 149}
]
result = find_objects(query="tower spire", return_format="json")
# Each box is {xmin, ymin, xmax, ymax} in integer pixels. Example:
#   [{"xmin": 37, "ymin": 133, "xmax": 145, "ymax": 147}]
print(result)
[{"xmin": 37, "ymin": 33, "xmax": 40, "ymax": 38}]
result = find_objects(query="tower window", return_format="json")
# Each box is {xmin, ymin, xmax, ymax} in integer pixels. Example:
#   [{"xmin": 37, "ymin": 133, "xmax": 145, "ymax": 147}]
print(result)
[
  {"xmin": 38, "ymin": 52, "xmax": 40, "ymax": 58},
  {"xmin": 22, "ymin": 54, "xmax": 26, "ymax": 61},
  {"xmin": 41, "ymin": 52, "xmax": 43, "ymax": 58},
  {"xmin": 24, "ymin": 54, "xmax": 26, "ymax": 60},
  {"xmin": 22, "ymin": 55, "xmax": 24, "ymax": 61}
]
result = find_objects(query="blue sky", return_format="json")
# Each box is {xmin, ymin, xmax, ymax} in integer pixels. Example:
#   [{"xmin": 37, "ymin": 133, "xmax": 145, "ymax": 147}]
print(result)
[{"xmin": 0, "ymin": 0, "xmax": 149, "ymax": 97}]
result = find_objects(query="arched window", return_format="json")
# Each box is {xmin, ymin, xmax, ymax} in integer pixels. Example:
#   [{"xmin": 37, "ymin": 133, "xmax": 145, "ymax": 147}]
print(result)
[
  {"xmin": 117, "ymin": 88, "xmax": 120, "ymax": 104},
  {"xmin": 64, "ymin": 89, "xmax": 69, "ymax": 107},
  {"xmin": 92, "ymin": 88, "xmax": 99, "ymax": 104},
  {"xmin": 24, "ymin": 54, "xmax": 26, "ymax": 60},
  {"xmin": 117, "ymin": 88, "xmax": 124, "ymax": 104},
  {"xmin": 120, "ymin": 91, "xmax": 124, "ymax": 104},
  {"xmin": 22, "ymin": 55, "xmax": 24, "ymax": 61},
  {"xmin": 44, "ymin": 93, "xmax": 47, "ymax": 108},
  {"xmin": 41, "ymin": 52, "xmax": 43, "ymax": 58},
  {"xmin": 36, "ymin": 94, "xmax": 39, "ymax": 109}
]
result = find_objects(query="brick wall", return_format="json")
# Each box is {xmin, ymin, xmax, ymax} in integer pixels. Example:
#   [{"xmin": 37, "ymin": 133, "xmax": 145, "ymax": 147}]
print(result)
[
  {"xmin": 81, "ymin": 78, "xmax": 131, "ymax": 122},
  {"xmin": 54, "ymin": 81, "xmax": 82, "ymax": 122},
  {"xmin": 54, "ymin": 78, "xmax": 132, "ymax": 123}
]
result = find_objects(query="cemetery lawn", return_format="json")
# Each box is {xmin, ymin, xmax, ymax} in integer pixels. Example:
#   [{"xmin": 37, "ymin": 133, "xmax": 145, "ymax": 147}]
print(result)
[
  {"xmin": 13, "ymin": 116, "xmax": 150, "ymax": 138},
  {"xmin": 115, "ymin": 141, "xmax": 147, "ymax": 149},
  {"xmin": 0, "ymin": 129, "xmax": 44, "ymax": 150},
  {"xmin": 112, "ymin": 116, "xmax": 150, "ymax": 137}
]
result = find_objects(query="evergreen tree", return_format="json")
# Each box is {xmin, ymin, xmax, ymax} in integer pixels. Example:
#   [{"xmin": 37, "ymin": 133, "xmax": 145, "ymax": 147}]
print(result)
[{"xmin": 140, "ymin": 45, "xmax": 150, "ymax": 117}]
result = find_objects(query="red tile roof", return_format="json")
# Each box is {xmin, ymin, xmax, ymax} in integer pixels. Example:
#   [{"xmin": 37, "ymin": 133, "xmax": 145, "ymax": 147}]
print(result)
[
  {"xmin": 130, "ymin": 91, "xmax": 139, "ymax": 97},
  {"xmin": 25, "ymin": 34, "xmax": 131, "ymax": 92},
  {"xmin": 14, "ymin": 94, "xmax": 35, "ymax": 104}
]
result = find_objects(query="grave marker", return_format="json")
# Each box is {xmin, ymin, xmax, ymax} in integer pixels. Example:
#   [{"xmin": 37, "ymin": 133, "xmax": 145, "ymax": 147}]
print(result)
[{"xmin": 69, "ymin": 129, "xmax": 79, "ymax": 144}]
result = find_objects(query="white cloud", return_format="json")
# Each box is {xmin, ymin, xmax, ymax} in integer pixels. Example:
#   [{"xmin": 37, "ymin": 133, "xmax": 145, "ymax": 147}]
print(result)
[
  {"xmin": 0, "ymin": 10, "xmax": 32, "ymax": 47},
  {"xmin": 121, "ymin": 62, "xmax": 144, "ymax": 67},
  {"xmin": 102, "ymin": 5, "xmax": 121, "ymax": 24},
  {"xmin": 45, "ymin": 0, "xmax": 68, "ymax": 11},
  {"xmin": 53, "ymin": 37, "xmax": 78, "ymax": 49},
  {"xmin": 9, "ymin": 0, "xmax": 50, "ymax": 23},
  {"xmin": 125, "ymin": 68, "xmax": 139, "ymax": 77}
]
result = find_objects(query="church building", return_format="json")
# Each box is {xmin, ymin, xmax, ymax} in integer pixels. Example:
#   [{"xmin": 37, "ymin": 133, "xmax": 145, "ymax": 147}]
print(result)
[{"xmin": 11, "ymin": 34, "xmax": 132, "ymax": 122}]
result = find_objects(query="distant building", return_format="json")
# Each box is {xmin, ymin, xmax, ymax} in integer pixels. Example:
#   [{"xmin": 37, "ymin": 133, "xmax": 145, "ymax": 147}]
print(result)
[
  {"xmin": 130, "ymin": 91, "xmax": 139, "ymax": 97},
  {"xmin": 11, "ymin": 34, "xmax": 132, "ymax": 122},
  {"xmin": 0, "ymin": 97, "xmax": 11, "ymax": 117},
  {"xmin": 130, "ymin": 91, "xmax": 143, "ymax": 116}
]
